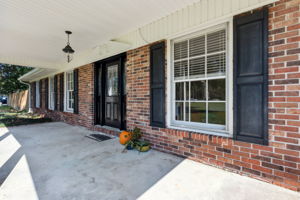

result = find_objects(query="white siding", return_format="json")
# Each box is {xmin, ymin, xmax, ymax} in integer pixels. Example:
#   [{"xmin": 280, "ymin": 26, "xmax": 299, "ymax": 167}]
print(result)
[{"xmin": 116, "ymin": 0, "xmax": 277, "ymax": 48}]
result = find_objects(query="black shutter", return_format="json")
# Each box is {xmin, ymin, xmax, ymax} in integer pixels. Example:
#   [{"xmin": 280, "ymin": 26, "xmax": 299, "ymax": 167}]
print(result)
[
  {"xmin": 94, "ymin": 63, "xmax": 104, "ymax": 126},
  {"xmin": 32, "ymin": 82, "xmax": 36, "ymax": 108},
  {"xmin": 233, "ymin": 8, "xmax": 268, "ymax": 145},
  {"xmin": 73, "ymin": 69, "xmax": 79, "ymax": 114},
  {"xmin": 39, "ymin": 80, "xmax": 43, "ymax": 108},
  {"xmin": 54, "ymin": 75, "xmax": 58, "ymax": 110},
  {"xmin": 45, "ymin": 78, "xmax": 49, "ymax": 110},
  {"xmin": 150, "ymin": 42, "xmax": 165, "ymax": 128},
  {"xmin": 60, "ymin": 73, "xmax": 64, "ymax": 111}
]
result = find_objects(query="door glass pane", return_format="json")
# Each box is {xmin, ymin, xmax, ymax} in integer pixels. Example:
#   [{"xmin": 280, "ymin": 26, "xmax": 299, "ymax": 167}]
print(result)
[
  {"xmin": 175, "ymin": 102, "xmax": 184, "ymax": 121},
  {"xmin": 106, "ymin": 103, "xmax": 111, "ymax": 118},
  {"xmin": 190, "ymin": 81, "xmax": 206, "ymax": 101},
  {"xmin": 191, "ymin": 102, "xmax": 206, "ymax": 123},
  {"xmin": 107, "ymin": 65, "xmax": 118, "ymax": 96},
  {"xmin": 208, "ymin": 79, "xmax": 225, "ymax": 100},
  {"xmin": 208, "ymin": 102, "xmax": 225, "ymax": 125},
  {"xmin": 114, "ymin": 103, "xmax": 118, "ymax": 120}
]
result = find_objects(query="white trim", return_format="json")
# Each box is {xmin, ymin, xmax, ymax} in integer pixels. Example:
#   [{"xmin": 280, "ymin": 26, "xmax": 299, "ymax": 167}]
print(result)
[
  {"xmin": 166, "ymin": 39, "xmax": 172, "ymax": 129},
  {"xmin": 168, "ymin": 125, "xmax": 232, "ymax": 138},
  {"xmin": 166, "ymin": 19, "xmax": 233, "ymax": 136},
  {"xmin": 64, "ymin": 71, "xmax": 74, "ymax": 113},
  {"xmin": 227, "ymin": 17, "xmax": 234, "ymax": 135},
  {"xmin": 18, "ymin": 68, "xmax": 40, "ymax": 82}
]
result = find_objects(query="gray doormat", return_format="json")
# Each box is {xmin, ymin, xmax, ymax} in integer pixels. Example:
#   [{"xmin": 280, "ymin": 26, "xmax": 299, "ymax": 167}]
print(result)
[{"xmin": 86, "ymin": 134, "xmax": 112, "ymax": 142}]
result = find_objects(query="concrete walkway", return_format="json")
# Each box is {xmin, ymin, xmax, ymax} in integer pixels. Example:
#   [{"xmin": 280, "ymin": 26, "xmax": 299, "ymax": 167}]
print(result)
[{"xmin": 0, "ymin": 122, "xmax": 299, "ymax": 200}]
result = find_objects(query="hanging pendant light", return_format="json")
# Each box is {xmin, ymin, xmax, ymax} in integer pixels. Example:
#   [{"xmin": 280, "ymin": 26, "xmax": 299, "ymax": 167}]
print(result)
[{"xmin": 62, "ymin": 31, "xmax": 75, "ymax": 63}]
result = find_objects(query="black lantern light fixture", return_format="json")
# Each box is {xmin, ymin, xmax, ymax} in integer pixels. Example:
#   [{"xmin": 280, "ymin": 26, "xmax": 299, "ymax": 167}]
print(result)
[{"xmin": 62, "ymin": 31, "xmax": 75, "ymax": 63}]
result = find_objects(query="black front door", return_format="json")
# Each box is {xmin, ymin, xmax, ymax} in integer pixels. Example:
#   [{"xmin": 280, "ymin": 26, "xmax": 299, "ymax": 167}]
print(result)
[
  {"xmin": 105, "ymin": 61, "xmax": 120, "ymax": 128},
  {"xmin": 95, "ymin": 53, "xmax": 126, "ymax": 129}
]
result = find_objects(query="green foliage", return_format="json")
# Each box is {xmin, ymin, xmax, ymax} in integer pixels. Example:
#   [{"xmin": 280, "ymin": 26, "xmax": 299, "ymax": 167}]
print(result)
[
  {"xmin": 122, "ymin": 127, "xmax": 151, "ymax": 153},
  {"xmin": 0, "ymin": 106, "xmax": 52, "ymax": 127},
  {"xmin": 131, "ymin": 127, "xmax": 142, "ymax": 140},
  {"xmin": 0, "ymin": 64, "xmax": 32, "ymax": 95}
]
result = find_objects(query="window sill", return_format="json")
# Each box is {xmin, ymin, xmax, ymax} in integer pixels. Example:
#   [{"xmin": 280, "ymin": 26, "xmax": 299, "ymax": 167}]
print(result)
[
  {"xmin": 168, "ymin": 124, "xmax": 233, "ymax": 138},
  {"xmin": 64, "ymin": 109, "xmax": 74, "ymax": 113}
]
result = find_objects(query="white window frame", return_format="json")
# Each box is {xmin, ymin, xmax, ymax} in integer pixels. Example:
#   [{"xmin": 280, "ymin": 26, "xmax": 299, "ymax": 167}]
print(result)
[
  {"xmin": 166, "ymin": 19, "xmax": 233, "ymax": 137},
  {"xmin": 48, "ymin": 76, "xmax": 55, "ymax": 110},
  {"xmin": 64, "ymin": 71, "xmax": 74, "ymax": 112},
  {"xmin": 35, "ymin": 80, "xmax": 40, "ymax": 108}
]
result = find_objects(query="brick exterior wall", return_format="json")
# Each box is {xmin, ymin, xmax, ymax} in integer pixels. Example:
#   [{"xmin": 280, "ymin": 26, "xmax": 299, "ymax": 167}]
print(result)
[
  {"xmin": 32, "ymin": 64, "xmax": 94, "ymax": 128},
  {"xmin": 30, "ymin": 0, "xmax": 300, "ymax": 191},
  {"xmin": 125, "ymin": 1, "xmax": 300, "ymax": 191},
  {"xmin": 31, "ymin": 63, "xmax": 120, "ymax": 136}
]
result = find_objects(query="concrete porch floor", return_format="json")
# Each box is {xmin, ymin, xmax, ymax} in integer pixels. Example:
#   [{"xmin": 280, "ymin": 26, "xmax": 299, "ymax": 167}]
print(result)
[{"xmin": 0, "ymin": 122, "xmax": 299, "ymax": 200}]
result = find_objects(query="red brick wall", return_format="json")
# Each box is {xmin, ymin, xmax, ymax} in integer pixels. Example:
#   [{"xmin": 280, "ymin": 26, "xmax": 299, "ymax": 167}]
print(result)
[
  {"xmin": 32, "ymin": 63, "xmax": 120, "ymax": 136},
  {"xmin": 30, "ymin": 0, "xmax": 300, "ymax": 191},
  {"xmin": 32, "ymin": 64, "xmax": 93, "ymax": 126},
  {"xmin": 267, "ymin": 0, "xmax": 300, "ymax": 190},
  {"xmin": 125, "ymin": 2, "xmax": 300, "ymax": 191}
]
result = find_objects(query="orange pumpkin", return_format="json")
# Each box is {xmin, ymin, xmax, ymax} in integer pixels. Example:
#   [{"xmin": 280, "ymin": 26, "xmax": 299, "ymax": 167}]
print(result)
[{"xmin": 119, "ymin": 131, "xmax": 132, "ymax": 145}]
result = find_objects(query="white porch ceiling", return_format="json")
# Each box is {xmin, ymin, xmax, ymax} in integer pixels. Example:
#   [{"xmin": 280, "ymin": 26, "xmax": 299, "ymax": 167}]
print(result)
[{"xmin": 0, "ymin": 0, "xmax": 200, "ymax": 69}]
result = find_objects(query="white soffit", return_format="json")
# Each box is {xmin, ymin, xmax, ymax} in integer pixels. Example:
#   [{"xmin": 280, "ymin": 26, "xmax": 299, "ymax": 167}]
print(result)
[
  {"xmin": 0, "ymin": 0, "xmax": 201, "ymax": 69},
  {"xmin": 6, "ymin": 0, "xmax": 279, "ymax": 82},
  {"xmin": 18, "ymin": 68, "xmax": 57, "ymax": 82}
]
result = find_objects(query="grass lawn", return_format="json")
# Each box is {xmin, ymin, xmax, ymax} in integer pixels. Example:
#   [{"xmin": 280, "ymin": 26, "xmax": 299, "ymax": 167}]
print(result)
[{"xmin": 0, "ymin": 105, "xmax": 52, "ymax": 128}]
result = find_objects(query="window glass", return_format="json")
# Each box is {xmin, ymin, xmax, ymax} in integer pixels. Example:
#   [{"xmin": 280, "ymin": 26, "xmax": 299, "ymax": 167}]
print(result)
[
  {"xmin": 35, "ymin": 81, "xmax": 40, "ymax": 108},
  {"xmin": 191, "ymin": 81, "xmax": 206, "ymax": 101},
  {"xmin": 191, "ymin": 102, "xmax": 206, "ymax": 123},
  {"xmin": 185, "ymin": 102, "xmax": 190, "ymax": 122},
  {"xmin": 208, "ymin": 102, "xmax": 225, "ymax": 125},
  {"xmin": 172, "ymin": 27, "xmax": 227, "ymax": 129},
  {"xmin": 49, "ymin": 77, "xmax": 55, "ymax": 110},
  {"xmin": 175, "ymin": 82, "xmax": 184, "ymax": 100},
  {"xmin": 208, "ymin": 79, "xmax": 225, "ymax": 101},
  {"xmin": 66, "ymin": 72, "xmax": 74, "ymax": 110},
  {"xmin": 175, "ymin": 102, "xmax": 184, "ymax": 121}
]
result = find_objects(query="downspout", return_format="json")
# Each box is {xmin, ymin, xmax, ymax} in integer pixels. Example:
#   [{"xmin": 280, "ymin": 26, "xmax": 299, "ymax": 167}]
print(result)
[{"xmin": 19, "ymin": 79, "xmax": 33, "ymax": 113}]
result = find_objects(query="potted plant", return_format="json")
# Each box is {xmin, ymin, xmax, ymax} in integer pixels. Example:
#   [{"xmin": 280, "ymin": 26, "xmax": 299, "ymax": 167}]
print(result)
[{"xmin": 121, "ymin": 127, "xmax": 151, "ymax": 153}]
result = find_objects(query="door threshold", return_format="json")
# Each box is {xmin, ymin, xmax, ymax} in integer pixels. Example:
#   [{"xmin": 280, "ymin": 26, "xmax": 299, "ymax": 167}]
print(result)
[{"xmin": 95, "ymin": 125, "xmax": 122, "ymax": 132}]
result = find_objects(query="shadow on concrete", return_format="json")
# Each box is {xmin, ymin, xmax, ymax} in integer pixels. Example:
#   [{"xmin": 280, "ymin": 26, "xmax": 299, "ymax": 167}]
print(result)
[{"xmin": 0, "ymin": 122, "xmax": 183, "ymax": 200}]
